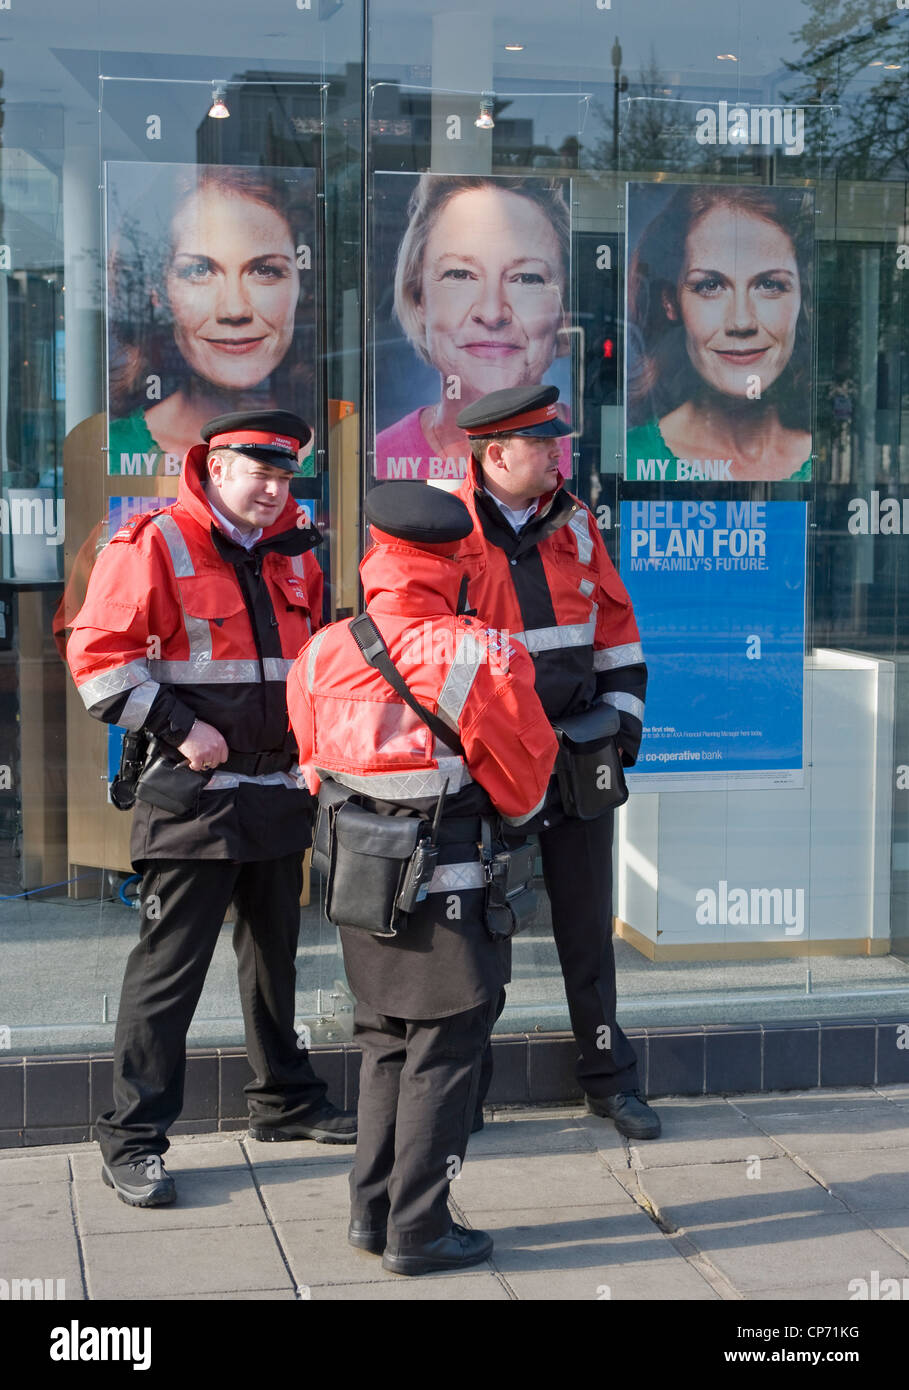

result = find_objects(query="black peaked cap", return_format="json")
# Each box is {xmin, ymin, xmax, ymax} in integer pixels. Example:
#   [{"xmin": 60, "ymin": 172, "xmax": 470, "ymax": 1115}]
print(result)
[
  {"xmin": 457, "ymin": 384, "xmax": 571, "ymax": 437},
  {"xmin": 201, "ymin": 410, "xmax": 312, "ymax": 471},
  {"xmin": 365, "ymin": 482, "xmax": 473, "ymax": 545}
]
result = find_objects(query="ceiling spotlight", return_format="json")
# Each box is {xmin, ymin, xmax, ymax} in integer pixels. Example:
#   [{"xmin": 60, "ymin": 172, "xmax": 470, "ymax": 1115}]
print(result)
[
  {"xmin": 505, "ymin": 43, "xmax": 524, "ymax": 51},
  {"xmin": 475, "ymin": 98, "xmax": 495, "ymax": 130},
  {"xmin": 209, "ymin": 84, "xmax": 230, "ymax": 120},
  {"xmin": 884, "ymin": 63, "xmax": 901, "ymax": 69},
  {"xmin": 716, "ymin": 53, "xmax": 738, "ymax": 61},
  {"xmin": 869, "ymin": 60, "xmax": 884, "ymax": 65}
]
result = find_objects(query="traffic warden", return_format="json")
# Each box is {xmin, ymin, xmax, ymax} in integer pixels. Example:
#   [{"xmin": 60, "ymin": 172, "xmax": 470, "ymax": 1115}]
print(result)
[
  {"xmin": 287, "ymin": 482, "xmax": 558, "ymax": 1276},
  {"xmin": 67, "ymin": 410, "xmax": 356, "ymax": 1207},
  {"xmin": 455, "ymin": 385, "xmax": 659, "ymax": 1140}
]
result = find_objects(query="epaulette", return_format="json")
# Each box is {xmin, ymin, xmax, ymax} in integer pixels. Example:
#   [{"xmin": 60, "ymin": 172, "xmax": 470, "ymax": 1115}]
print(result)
[{"xmin": 110, "ymin": 510, "xmax": 164, "ymax": 544}]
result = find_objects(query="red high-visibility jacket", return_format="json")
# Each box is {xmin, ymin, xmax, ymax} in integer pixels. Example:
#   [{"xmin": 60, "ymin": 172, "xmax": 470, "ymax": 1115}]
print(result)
[
  {"xmin": 287, "ymin": 539, "xmax": 558, "ymax": 827},
  {"xmin": 66, "ymin": 445, "xmax": 323, "ymax": 861},
  {"xmin": 455, "ymin": 458, "xmax": 647, "ymax": 764}
]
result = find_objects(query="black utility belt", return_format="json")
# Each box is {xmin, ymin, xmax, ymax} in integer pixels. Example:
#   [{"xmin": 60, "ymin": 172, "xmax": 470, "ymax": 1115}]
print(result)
[
  {"xmin": 125, "ymin": 743, "xmax": 295, "ymax": 818},
  {"xmin": 312, "ymin": 782, "xmax": 538, "ymax": 942},
  {"xmin": 552, "ymin": 704, "xmax": 629, "ymax": 819}
]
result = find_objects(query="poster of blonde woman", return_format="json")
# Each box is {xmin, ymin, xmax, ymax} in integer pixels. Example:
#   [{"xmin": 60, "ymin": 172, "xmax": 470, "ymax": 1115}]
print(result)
[
  {"xmin": 373, "ymin": 172, "xmax": 574, "ymax": 482},
  {"xmin": 625, "ymin": 182, "xmax": 814, "ymax": 483},
  {"xmin": 106, "ymin": 162, "xmax": 317, "ymax": 477}
]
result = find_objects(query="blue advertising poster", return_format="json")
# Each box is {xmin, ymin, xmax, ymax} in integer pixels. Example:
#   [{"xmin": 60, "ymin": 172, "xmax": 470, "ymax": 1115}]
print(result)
[{"xmin": 620, "ymin": 499, "xmax": 807, "ymax": 790}]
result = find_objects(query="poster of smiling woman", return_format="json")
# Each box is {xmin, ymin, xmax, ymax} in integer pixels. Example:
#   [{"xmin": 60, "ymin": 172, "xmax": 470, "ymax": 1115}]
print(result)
[
  {"xmin": 624, "ymin": 182, "xmax": 814, "ymax": 483},
  {"xmin": 106, "ymin": 162, "xmax": 317, "ymax": 477},
  {"xmin": 372, "ymin": 172, "xmax": 574, "ymax": 482}
]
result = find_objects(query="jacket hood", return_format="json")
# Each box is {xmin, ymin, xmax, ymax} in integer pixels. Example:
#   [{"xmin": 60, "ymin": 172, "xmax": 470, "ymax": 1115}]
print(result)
[
  {"xmin": 360, "ymin": 541, "xmax": 464, "ymax": 617},
  {"xmin": 178, "ymin": 443, "xmax": 313, "ymax": 548}
]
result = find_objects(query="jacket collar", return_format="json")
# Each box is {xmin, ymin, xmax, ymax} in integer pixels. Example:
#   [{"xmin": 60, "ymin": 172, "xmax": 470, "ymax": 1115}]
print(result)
[{"xmin": 360, "ymin": 542, "xmax": 463, "ymax": 618}]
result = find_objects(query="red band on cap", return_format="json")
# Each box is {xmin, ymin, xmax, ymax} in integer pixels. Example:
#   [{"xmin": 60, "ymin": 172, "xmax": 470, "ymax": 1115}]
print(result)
[
  {"xmin": 465, "ymin": 402, "xmax": 559, "ymax": 437},
  {"xmin": 209, "ymin": 429, "xmax": 299, "ymax": 452}
]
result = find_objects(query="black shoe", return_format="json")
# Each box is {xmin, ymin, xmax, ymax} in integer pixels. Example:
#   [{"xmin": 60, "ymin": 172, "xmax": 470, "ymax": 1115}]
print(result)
[
  {"xmin": 101, "ymin": 1155, "xmax": 176, "ymax": 1207},
  {"xmin": 382, "ymin": 1223, "xmax": 493, "ymax": 1277},
  {"xmin": 248, "ymin": 1101, "xmax": 357, "ymax": 1145},
  {"xmin": 586, "ymin": 1090, "xmax": 661, "ymax": 1140},
  {"xmin": 348, "ymin": 1220, "xmax": 387, "ymax": 1254}
]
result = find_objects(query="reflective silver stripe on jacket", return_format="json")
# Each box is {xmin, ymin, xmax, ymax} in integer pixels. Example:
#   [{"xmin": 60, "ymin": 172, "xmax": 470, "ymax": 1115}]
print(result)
[
  {"xmin": 77, "ymin": 657, "xmax": 153, "ymax": 709},
  {"xmin": 148, "ymin": 658, "xmax": 261, "ymax": 684},
  {"xmin": 315, "ymin": 755, "xmax": 472, "ymax": 803},
  {"xmin": 203, "ymin": 768, "xmax": 304, "ymax": 791},
  {"xmin": 118, "ymin": 679, "xmax": 161, "ymax": 731},
  {"xmin": 593, "ymin": 641, "xmax": 645, "ymax": 671},
  {"xmin": 425, "ymin": 861, "xmax": 487, "ymax": 894},
  {"xmin": 151, "ymin": 513, "xmax": 212, "ymax": 663},
  {"xmin": 512, "ymin": 619, "xmax": 596, "ymax": 653},
  {"xmin": 601, "ymin": 690, "xmax": 645, "ymax": 721},
  {"xmin": 262, "ymin": 657, "xmax": 294, "ymax": 681},
  {"xmin": 579, "ymin": 577, "xmax": 595, "ymax": 598},
  {"xmin": 568, "ymin": 509, "xmax": 593, "ymax": 565},
  {"xmin": 306, "ymin": 627, "xmax": 330, "ymax": 692},
  {"xmin": 436, "ymin": 629, "xmax": 485, "ymax": 728}
]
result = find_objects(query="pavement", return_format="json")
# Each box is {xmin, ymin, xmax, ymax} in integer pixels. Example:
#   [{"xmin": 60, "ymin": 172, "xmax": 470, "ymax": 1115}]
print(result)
[{"xmin": 3, "ymin": 1084, "xmax": 909, "ymax": 1302}]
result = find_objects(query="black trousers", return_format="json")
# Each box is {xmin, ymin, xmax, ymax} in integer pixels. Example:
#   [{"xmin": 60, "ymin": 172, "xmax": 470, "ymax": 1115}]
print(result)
[
  {"xmin": 350, "ymin": 995, "xmax": 498, "ymax": 1246},
  {"xmin": 538, "ymin": 810, "xmax": 639, "ymax": 1098},
  {"xmin": 97, "ymin": 856, "xmax": 328, "ymax": 1165},
  {"xmin": 476, "ymin": 811, "xmax": 639, "ymax": 1111}
]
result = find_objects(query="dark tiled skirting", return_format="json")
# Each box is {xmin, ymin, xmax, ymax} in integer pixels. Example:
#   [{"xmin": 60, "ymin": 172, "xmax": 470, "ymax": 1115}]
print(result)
[{"xmin": 2, "ymin": 1017, "xmax": 908, "ymax": 1147}]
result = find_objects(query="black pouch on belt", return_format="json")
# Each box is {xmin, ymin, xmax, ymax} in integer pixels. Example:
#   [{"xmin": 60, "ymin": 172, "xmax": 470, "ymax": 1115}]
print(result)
[
  {"xmin": 552, "ymin": 703, "xmax": 628, "ymax": 819},
  {"xmin": 483, "ymin": 822, "xmax": 539, "ymax": 942},
  {"xmin": 134, "ymin": 745, "xmax": 211, "ymax": 816},
  {"xmin": 323, "ymin": 801, "xmax": 426, "ymax": 938}
]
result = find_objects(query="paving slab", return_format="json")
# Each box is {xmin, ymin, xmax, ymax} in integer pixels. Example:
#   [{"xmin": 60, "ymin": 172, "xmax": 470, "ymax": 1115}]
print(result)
[
  {"xmin": 0, "ymin": 1233, "xmax": 85, "ymax": 1300},
  {"xmin": 312, "ymin": 1273, "xmax": 512, "ymax": 1300},
  {"xmin": 73, "ymin": 1164, "xmax": 267, "ymax": 1236},
  {"xmin": 243, "ymin": 1135, "xmax": 353, "ymax": 1166},
  {"xmin": 253, "ymin": 1160, "xmax": 353, "ymax": 1223},
  {"xmin": 862, "ymin": 1209, "xmax": 909, "ymax": 1260},
  {"xmin": 736, "ymin": 1089, "xmax": 900, "ymax": 1114},
  {"xmin": 82, "ymin": 1225, "xmax": 290, "ymax": 1299},
  {"xmin": 737, "ymin": 1103, "xmax": 909, "ymax": 1154},
  {"xmin": 501, "ymin": 1258, "xmax": 719, "ymax": 1301},
  {"xmin": 0, "ymin": 1154, "xmax": 71, "ymax": 1185},
  {"xmin": 465, "ymin": 1115, "xmax": 599, "ymax": 1158},
  {"xmin": 800, "ymin": 1148, "xmax": 909, "ymax": 1213},
  {"xmin": 155, "ymin": 1288, "xmax": 298, "ymax": 1300},
  {"xmin": 2, "ymin": 1179, "xmax": 78, "ymax": 1244},
  {"xmin": 452, "ymin": 1150, "xmax": 634, "ymax": 1212},
  {"xmin": 477, "ymin": 1203, "xmax": 674, "ymax": 1274},
  {"xmin": 751, "ymin": 1281, "xmax": 866, "ymax": 1301},
  {"xmin": 611, "ymin": 1101, "xmax": 784, "ymax": 1170},
  {"xmin": 680, "ymin": 1214, "xmax": 909, "ymax": 1294},
  {"xmin": 636, "ymin": 1156, "xmax": 847, "ymax": 1231}
]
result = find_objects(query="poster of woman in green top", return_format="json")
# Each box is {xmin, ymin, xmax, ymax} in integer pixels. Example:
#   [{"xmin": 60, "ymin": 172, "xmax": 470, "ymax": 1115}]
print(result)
[
  {"xmin": 106, "ymin": 162, "xmax": 316, "ymax": 477},
  {"xmin": 625, "ymin": 183, "xmax": 814, "ymax": 483}
]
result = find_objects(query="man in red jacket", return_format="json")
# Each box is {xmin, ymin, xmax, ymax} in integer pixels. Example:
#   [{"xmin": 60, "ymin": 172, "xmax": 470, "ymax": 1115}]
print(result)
[
  {"xmin": 288, "ymin": 482, "xmax": 557, "ymax": 1275},
  {"xmin": 67, "ymin": 410, "xmax": 355, "ymax": 1207},
  {"xmin": 455, "ymin": 384, "xmax": 660, "ymax": 1140}
]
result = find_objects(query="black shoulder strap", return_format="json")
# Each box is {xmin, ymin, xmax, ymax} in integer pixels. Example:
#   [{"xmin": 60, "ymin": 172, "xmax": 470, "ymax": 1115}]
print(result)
[{"xmin": 349, "ymin": 613, "xmax": 466, "ymax": 759}]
